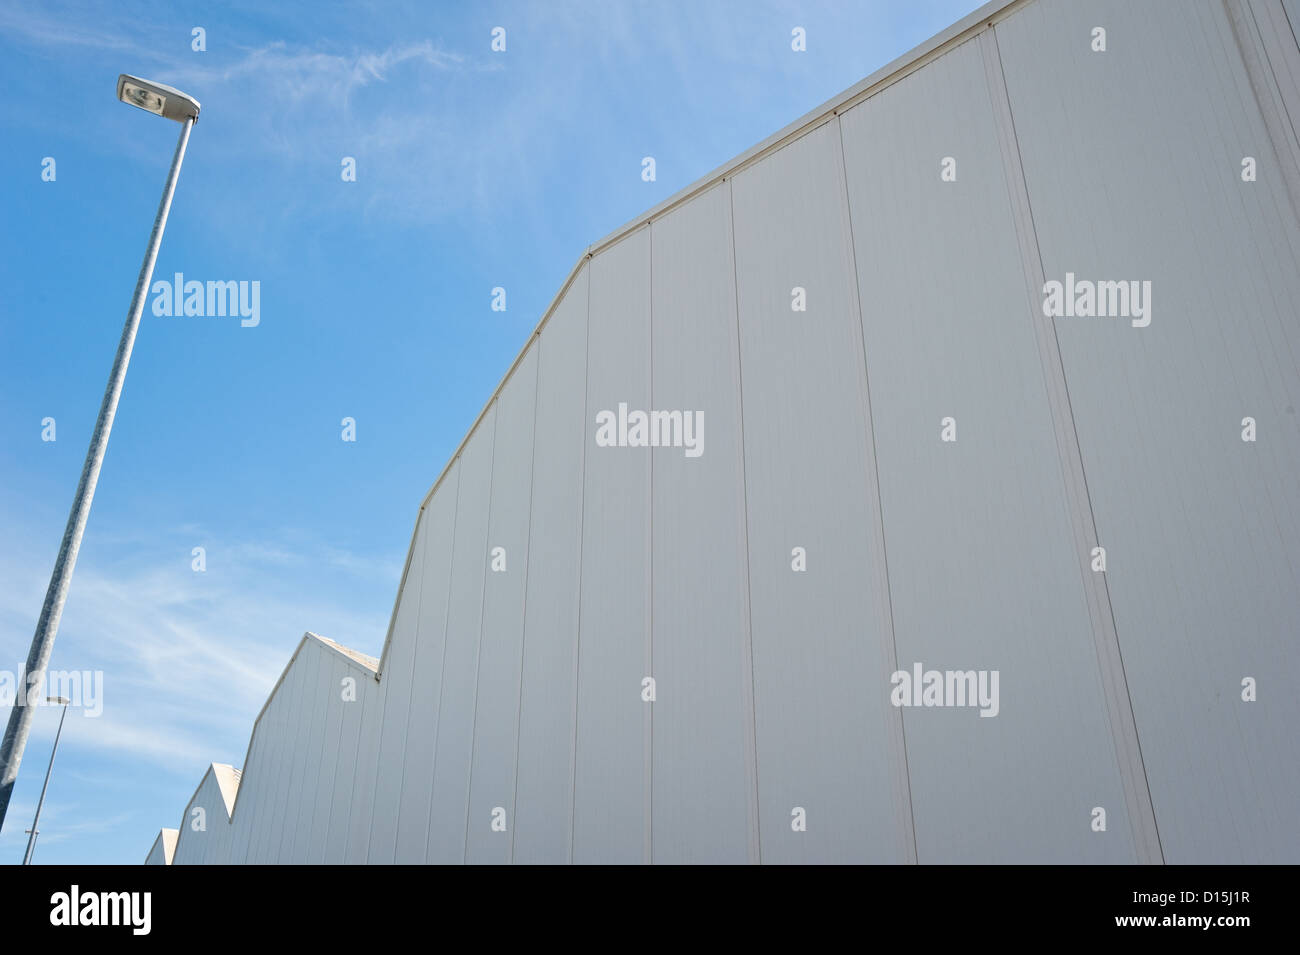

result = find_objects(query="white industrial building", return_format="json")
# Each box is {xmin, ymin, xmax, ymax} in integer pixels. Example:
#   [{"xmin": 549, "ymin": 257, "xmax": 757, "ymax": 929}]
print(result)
[{"xmin": 148, "ymin": 0, "xmax": 1300, "ymax": 864}]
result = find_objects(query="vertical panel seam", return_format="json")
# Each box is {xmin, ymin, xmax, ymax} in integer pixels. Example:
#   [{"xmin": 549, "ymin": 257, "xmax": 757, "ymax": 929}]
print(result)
[
  {"xmin": 299, "ymin": 651, "xmax": 325, "ymax": 861},
  {"xmin": 281, "ymin": 651, "xmax": 308, "ymax": 861},
  {"xmin": 833, "ymin": 111, "xmax": 920, "ymax": 866},
  {"xmin": 364, "ymin": 612, "xmax": 387, "ymax": 864},
  {"xmin": 302, "ymin": 648, "xmax": 332, "ymax": 861},
  {"xmin": 342, "ymin": 661, "xmax": 374, "ymax": 863},
  {"xmin": 302, "ymin": 649, "xmax": 328, "ymax": 861},
  {"xmin": 321, "ymin": 658, "xmax": 347, "ymax": 862},
  {"xmin": 509, "ymin": 340, "xmax": 544, "ymax": 865},
  {"xmin": 462, "ymin": 403, "xmax": 499, "ymax": 862},
  {"xmin": 646, "ymin": 224, "xmax": 655, "ymax": 866},
  {"xmin": 568, "ymin": 265, "xmax": 593, "ymax": 865},
  {"xmin": 1284, "ymin": 0, "xmax": 1300, "ymax": 49},
  {"xmin": 271, "ymin": 646, "xmax": 307, "ymax": 862},
  {"xmin": 423, "ymin": 459, "xmax": 464, "ymax": 862},
  {"xmin": 367, "ymin": 506, "xmax": 431, "ymax": 863},
  {"xmin": 981, "ymin": 25, "xmax": 1164, "ymax": 864},
  {"xmin": 244, "ymin": 696, "xmax": 276, "ymax": 863},
  {"xmin": 726, "ymin": 178, "xmax": 764, "ymax": 865},
  {"xmin": 270, "ymin": 671, "xmax": 296, "ymax": 863},
  {"xmin": 1227, "ymin": 0, "xmax": 1300, "ymax": 220},
  {"xmin": 1248, "ymin": 0, "xmax": 1300, "ymax": 143}
]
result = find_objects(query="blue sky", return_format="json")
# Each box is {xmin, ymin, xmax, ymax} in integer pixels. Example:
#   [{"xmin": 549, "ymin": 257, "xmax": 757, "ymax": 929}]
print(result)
[{"xmin": 0, "ymin": 0, "xmax": 981, "ymax": 864}]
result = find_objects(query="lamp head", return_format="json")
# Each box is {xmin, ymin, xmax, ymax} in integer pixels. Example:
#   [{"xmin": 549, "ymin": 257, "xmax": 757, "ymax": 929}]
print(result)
[{"xmin": 117, "ymin": 74, "xmax": 200, "ymax": 123}]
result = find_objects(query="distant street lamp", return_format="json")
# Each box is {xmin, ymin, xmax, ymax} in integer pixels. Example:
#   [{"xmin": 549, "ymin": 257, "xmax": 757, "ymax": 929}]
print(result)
[
  {"xmin": 22, "ymin": 698, "xmax": 72, "ymax": 865},
  {"xmin": 0, "ymin": 74, "xmax": 200, "ymax": 832}
]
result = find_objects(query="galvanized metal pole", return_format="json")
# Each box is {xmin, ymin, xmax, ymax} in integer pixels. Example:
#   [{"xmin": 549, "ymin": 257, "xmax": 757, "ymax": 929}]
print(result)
[
  {"xmin": 22, "ymin": 702, "xmax": 69, "ymax": 865},
  {"xmin": 0, "ymin": 117, "xmax": 193, "ymax": 833}
]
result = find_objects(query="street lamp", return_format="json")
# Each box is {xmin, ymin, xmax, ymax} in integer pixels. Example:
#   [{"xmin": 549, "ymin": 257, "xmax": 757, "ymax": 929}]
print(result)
[
  {"xmin": 0, "ymin": 74, "xmax": 200, "ymax": 832},
  {"xmin": 22, "ymin": 698, "xmax": 71, "ymax": 865},
  {"xmin": 116, "ymin": 74, "xmax": 202, "ymax": 123}
]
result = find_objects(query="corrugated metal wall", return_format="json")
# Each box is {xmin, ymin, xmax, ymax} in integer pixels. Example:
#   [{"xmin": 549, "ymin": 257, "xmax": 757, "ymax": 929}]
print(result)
[{"xmin": 152, "ymin": 0, "xmax": 1300, "ymax": 864}]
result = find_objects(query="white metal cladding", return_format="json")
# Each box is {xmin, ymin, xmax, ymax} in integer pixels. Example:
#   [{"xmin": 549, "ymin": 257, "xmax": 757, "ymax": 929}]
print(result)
[
  {"xmin": 838, "ymin": 34, "xmax": 1137, "ymax": 864},
  {"xmin": 278, "ymin": 639, "xmax": 316, "ymax": 861},
  {"xmin": 343, "ymin": 648, "xmax": 383, "ymax": 864},
  {"xmin": 649, "ymin": 184, "xmax": 756, "ymax": 864},
  {"xmin": 149, "ymin": 635, "xmax": 378, "ymax": 865},
  {"xmin": 575, "ymin": 227, "xmax": 652, "ymax": 863},
  {"xmin": 170, "ymin": 767, "xmax": 227, "ymax": 865},
  {"xmin": 996, "ymin": 0, "xmax": 1300, "ymax": 863},
  {"xmin": 730, "ymin": 121, "xmax": 913, "ymax": 864},
  {"xmin": 512, "ymin": 267, "xmax": 589, "ymax": 863},
  {"xmin": 148, "ymin": 0, "xmax": 1300, "ymax": 864},
  {"xmin": 144, "ymin": 828, "xmax": 177, "ymax": 866},
  {"xmin": 307, "ymin": 654, "xmax": 345, "ymax": 863},
  {"xmin": 391, "ymin": 448, "xmax": 460, "ymax": 865},
  {"xmin": 427, "ymin": 402, "xmax": 496, "ymax": 863},
  {"xmin": 377, "ymin": 469, "xmax": 453, "ymax": 863},
  {"xmin": 464, "ymin": 346, "xmax": 538, "ymax": 864},
  {"xmin": 325, "ymin": 647, "xmax": 373, "ymax": 863}
]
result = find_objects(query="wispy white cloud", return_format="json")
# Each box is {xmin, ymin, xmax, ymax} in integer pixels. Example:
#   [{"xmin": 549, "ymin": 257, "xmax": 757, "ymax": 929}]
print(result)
[
  {"xmin": 0, "ymin": 521, "xmax": 393, "ymax": 776},
  {"xmin": 33, "ymin": 809, "xmax": 133, "ymax": 846},
  {"xmin": 174, "ymin": 39, "xmax": 474, "ymax": 110},
  {"xmin": 0, "ymin": 3, "xmax": 146, "ymax": 53},
  {"xmin": 0, "ymin": 799, "xmax": 132, "ymax": 850},
  {"xmin": 0, "ymin": 4, "xmax": 504, "ymax": 220}
]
